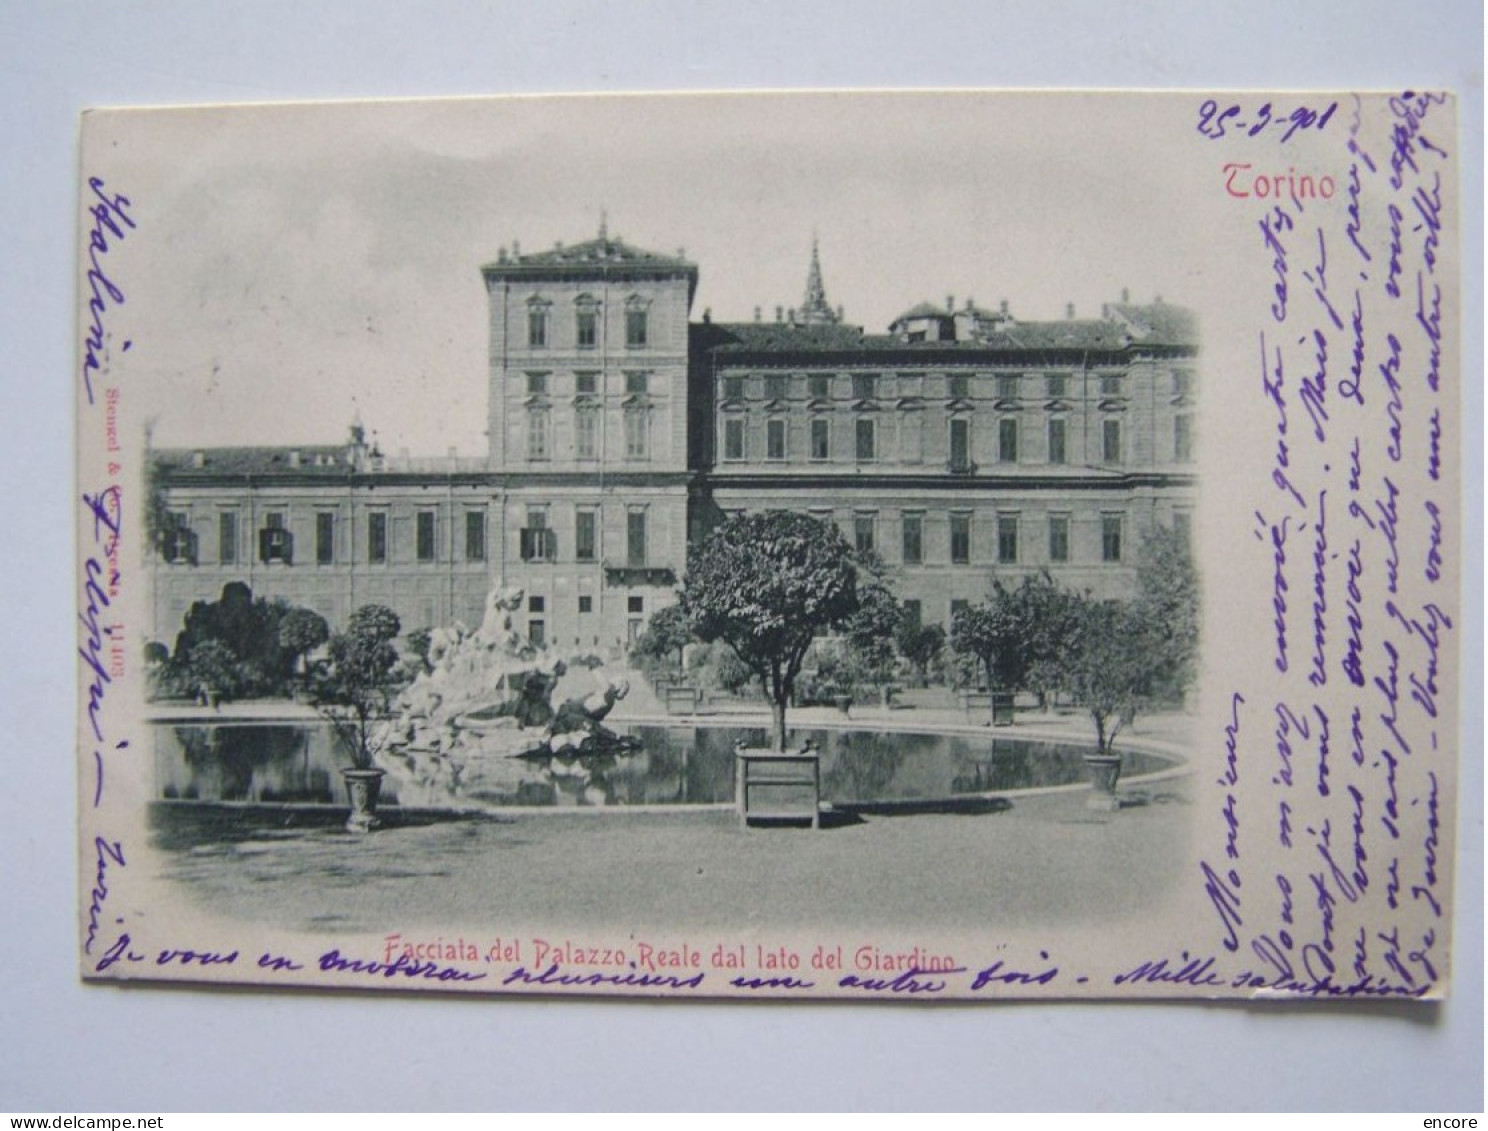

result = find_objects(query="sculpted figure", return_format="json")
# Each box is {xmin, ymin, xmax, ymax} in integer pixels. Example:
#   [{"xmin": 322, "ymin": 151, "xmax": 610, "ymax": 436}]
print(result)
[
  {"xmin": 550, "ymin": 675, "xmax": 629, "ymax": 733},
  {"xmin": 547, "ymin": 676, "xmax": 635, "ymax": 756},
  {"xmin": 492, "ymin": 656, "xmax": 565, "ymax": 729},
  {"xmin": 427, "ymin": 624, "xmax": 465, "ymax": 669},
  {"xmin": 476, "ymin": 585, "xmax": 525, "ymax": 644},
  {"xmin": 398, "ymin": 676, "xmax": 444, "ymax": 721},
  {"xmin": 370, "ymin": 592, "xmax": 642, "ymax": 803}
]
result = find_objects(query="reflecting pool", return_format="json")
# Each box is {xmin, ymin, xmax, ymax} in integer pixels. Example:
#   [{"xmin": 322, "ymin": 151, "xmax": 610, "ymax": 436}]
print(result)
[{"xmin": 152, "ymin": 722, "xmax": 1174, "ymax": 809}]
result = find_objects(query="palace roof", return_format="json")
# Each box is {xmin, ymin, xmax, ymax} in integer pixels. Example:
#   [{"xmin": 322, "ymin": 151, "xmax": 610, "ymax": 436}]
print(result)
[
  {"xmin": 988, "ymin": 319, "xmax": 1132, "ymax": 351},
  {"xmin": 481, "ymin": 236, "xmax": 695, "ymax": 273},
  {"xmin": 152, "ymin": 446, "xmax": 358, "ymax": 477},
  {"xmin": 891, "ymin": 302, "xmax": 952, "ymax": 324},
  {"xmin": 1104, "ymin": 300, "xmax": 1198, "ymax": 345},
  {"xmin": 702, "ymin": 306, "xmax": 1195, "ymax": 358},
  {"xmin": 703, "ymin": 322, "xmax": 871, "ymax": 352}
]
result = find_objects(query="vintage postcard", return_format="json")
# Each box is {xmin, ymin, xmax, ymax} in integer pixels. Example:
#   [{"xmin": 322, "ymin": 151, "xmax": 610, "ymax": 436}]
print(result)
[{"xmin": 77, "ymin": 91, "xmax": 1459, "ymax": 1000}]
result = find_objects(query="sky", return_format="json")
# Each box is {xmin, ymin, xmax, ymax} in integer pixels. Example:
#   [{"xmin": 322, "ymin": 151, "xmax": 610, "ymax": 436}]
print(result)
[{"xmin": 89, "ymin": 91, "xmax": 1208, "ymax": 456}]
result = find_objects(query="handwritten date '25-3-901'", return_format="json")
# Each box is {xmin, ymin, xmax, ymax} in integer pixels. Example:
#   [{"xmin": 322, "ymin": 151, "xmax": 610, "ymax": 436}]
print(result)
[{"xmin": 1197, "ymin": 98, "xmax": 1338, "ymax": 143}]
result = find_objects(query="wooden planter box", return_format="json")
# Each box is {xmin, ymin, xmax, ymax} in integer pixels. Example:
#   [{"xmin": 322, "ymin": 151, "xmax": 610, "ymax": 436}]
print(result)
[
  {"xmin": 990, "ymin": 691, "xmax": 1016, "ymax": 726},
  {"xmin": 663, "ymin": 684, "xmax": 703, "ymax": 715},
  {"xmin": 734, "ymin": 745, "xmax": 821, "ymax": 829},
  {"xmin": 960, "ymin": 690, "xmax": 1016, "ymax": 725}
]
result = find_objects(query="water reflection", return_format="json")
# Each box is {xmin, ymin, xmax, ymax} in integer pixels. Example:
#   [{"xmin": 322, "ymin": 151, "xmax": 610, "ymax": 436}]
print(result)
[
  {"xmin": 155, "ymin": 724, "xmax": 397, "ymax": 805},
  {"xmin": 153, "ymin": 722, "xmax": 1171, "ymax": 808}
]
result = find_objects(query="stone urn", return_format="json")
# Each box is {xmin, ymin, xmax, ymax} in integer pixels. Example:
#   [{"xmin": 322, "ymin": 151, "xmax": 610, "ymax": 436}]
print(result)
[
  {"xmin": 341, "ymin": 767, "xmax": 387, "ymax": 832},
  {"xmin": 1083, "ymin": 752, "xmax": 1122, "ymax": 812}
]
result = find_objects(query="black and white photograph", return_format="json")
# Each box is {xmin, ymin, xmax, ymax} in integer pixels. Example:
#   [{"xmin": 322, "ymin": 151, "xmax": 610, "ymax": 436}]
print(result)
[{"xmin": 78, "ymin": 89, "xmax": 1458, "ymax": 1004}]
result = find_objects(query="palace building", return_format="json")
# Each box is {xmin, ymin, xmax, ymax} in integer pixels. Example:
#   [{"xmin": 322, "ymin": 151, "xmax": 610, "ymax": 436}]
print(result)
[{"xmin": 147, "ymin": 228, "xmax": 1198, "ymax": 652}]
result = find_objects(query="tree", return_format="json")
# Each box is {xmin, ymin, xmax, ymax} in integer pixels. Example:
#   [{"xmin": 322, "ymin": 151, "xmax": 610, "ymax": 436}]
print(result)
[
  {"xmin": 682, "ymin": 512, "xmax": 859, "ymax": 751},
  {"xmin": 1133, "ymin": 526, "xmax": 1200, "ymax": 703},
  {"xmin": 950, "ymin": 573, "xmax": 1083, "ymax": 713},
  {"xmin": 689, "ymin": 642, "xmax": 756, "ymax": 697},
  {"xmin": 278, "ymin": 606, "xmax": 330, "ymax": 685},
  {"xmin": 841, "ymin": 577, "xmax": 903, "ymax": 703},
  {"xmin": 950, "ymin": 601, "xmax": 994, "ymax": 688},
  {"xmin": 314, "ymin": 604, "xmax": 404, "ymax": 768},
  {"xmin": 181, "ymin": 639, "xmax": 240, "ymax": 702},
  {"xmin": 172, "ymin": 583, "xmax": 297, "ymax": 696},
  {"xmin": 1001, "ymin": 572, "xmax": 1083, "ymax": 709},
  {"xmin": 1061, "ymin": 597, "xmax": 1155, "ymax": 755},
  {"xmin": 631, "ymin": 603, "xmax": 694, "ymax": 670},
  {"xmin": 144, "ymin": 640, "xmax": 186, "ymax": 702},
  {"xmin": 949, "ymin": 574, "xmax": 1083, "ymax": 720},
  {"xmin": 895, "ymin": 620, "xmax": 945, "ymax": 685},
  {"xmin": 950, "ymin": 588, "xmax": 1028, "ymax": 687},
  {"xmin": 949, "ymin": 599, "xmax": 1012, "ymax": 722}
]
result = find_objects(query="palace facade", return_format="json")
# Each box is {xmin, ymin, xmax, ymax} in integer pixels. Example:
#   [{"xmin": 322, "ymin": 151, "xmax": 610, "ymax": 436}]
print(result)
[{"xmin": 147, "ymin": 229, "xmax": 1198, "ymax": 652}]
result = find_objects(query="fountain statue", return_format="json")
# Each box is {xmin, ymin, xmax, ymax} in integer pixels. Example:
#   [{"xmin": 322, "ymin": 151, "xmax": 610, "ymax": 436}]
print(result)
[{"xmin": 375, "ymin": 586, "xmax": 640, "ymax": 807}]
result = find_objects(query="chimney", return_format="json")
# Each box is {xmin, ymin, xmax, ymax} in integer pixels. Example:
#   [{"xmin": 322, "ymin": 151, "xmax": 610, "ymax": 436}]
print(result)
[
  {"xmin": 788, "ymin": 307, "xmax": 796, "ymax": 323},
  {"xmin": 1000, "ymin": 299, "xmax": 1009, "ymax": 316},
  {"xmin": 1154, "ymin": 294, "xmax": 1163, "ymax": 305},
  {"xmin": 965, "ymin": 296, "xmax": 974, "ymax": 311},
  {"xmin": 754, "ymin": 306, "xmax": 762, "ymax": 322},
  {"xmin": 1066, "ymin": 302, "xmax": 1075, "ymax": 320},
  {"xmin": 512, "ymin": 240, "xmax": 520, "ymax": 257},
  {"xmin": 703, "ymin": 307, "xmax": 712, "ymax": 324},
  {"xmin": 775, "ymin": 306, "xmax": 784, "ymax": 323},
  {"xmin": 836, "ymin": 304, "xmax": 844, "ymax": 321},
  {"xmin": 946, "ymin": 294, "xmax": 955, "ymax": 313},
  {"xmin": 555, "ymin": 240, "xmax": 563, "ymax": 250},
  {"xmin": 1121, "ymin": 287, "xmax": 1130, "ymax": 303},
  {"xmin": 498, "ymin": 246, "xmax": 508, "ymax": 263},
  {"xmin": 447, "ymin": 446, "xmax": 458, "ymax": 460}
]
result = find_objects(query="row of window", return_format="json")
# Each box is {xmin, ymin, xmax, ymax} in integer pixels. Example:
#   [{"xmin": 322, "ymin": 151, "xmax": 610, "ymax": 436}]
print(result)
[
  {"xmin": 903, "ymin": 598, "xmax": 1017, "ymax": 634},
  {"xmin": 833, "ymin": 511, "xmax": 1136, "ymax": 566},
  {"xmin": 521, "ymin": 371, "xmax": 654, "ymax": 396},
  {"xmin": 524, "ymin": 405, "xmax": 651, "ymax": 461},
  {"xmin": 720, "ymin": 370, "xmax": 1195, "ymax": 402},
  {"xmin": 162, "ymin": 510, "xmax": 486, "ymax": 567},
  {"xmin": 161, "ymin": 508, "xmax": 654, "ymax": 569},
  {"xmin": 517, "ymin": 368, "xmax": 1193, "ymax": 406},
  {"xmin": 719, "ymin": 414, "xmax": 1195, "ymax": 465},
  {"xmin": 517, "ymin": 507, "xmax": 650, "ymax": 567},
  {"xmin": 520, "ymin": 593, "xmax": 651, "ymax": 649},
  {"xmin": 525, "ymin": 297, "xmax": 649, "ymax": 349}
]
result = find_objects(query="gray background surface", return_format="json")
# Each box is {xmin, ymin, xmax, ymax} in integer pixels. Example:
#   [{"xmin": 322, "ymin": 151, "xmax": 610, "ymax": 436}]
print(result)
[{"xmin": 3, "ymin": 0, "xmax": 1481, "ymax": 1112}]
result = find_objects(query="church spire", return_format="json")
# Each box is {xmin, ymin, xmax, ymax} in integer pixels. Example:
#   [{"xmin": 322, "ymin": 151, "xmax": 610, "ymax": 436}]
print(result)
[{"xmin": 798, "ymin": 234, "xmax": 840, "ymax": 324}]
